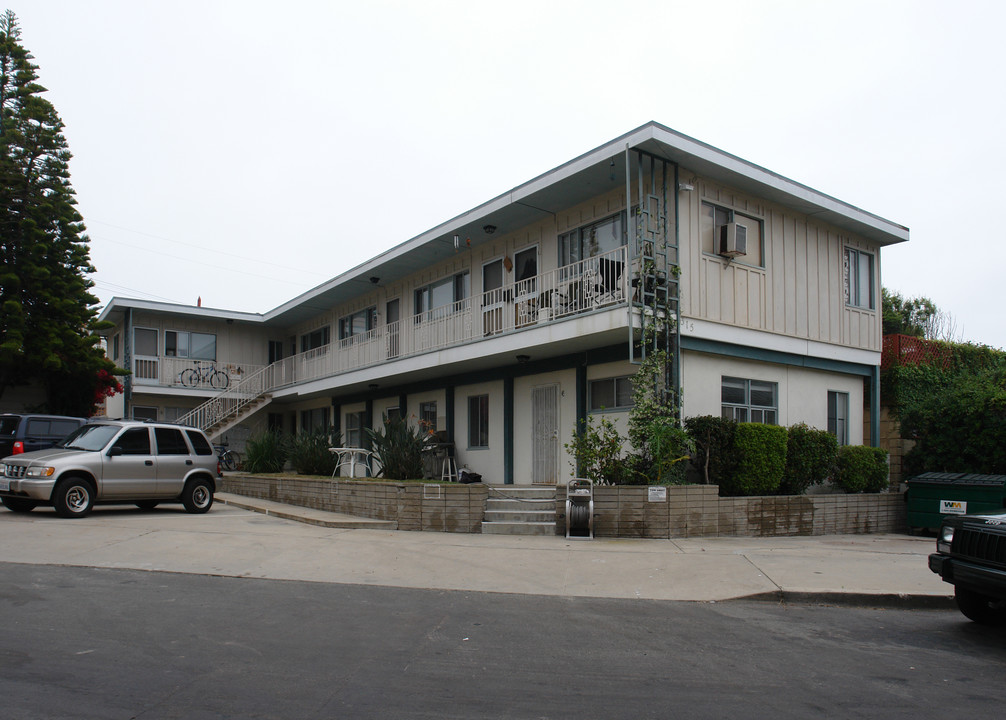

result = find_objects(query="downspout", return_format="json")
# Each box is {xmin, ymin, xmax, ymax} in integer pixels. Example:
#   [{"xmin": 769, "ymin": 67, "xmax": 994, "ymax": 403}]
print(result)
[
  {"xmin": 870, "ymin": 365, "xmax": 881, "ymax": 448},
  {"xmin": 123, "ymin": 308, "xmax": 133, "ymax": 418}
]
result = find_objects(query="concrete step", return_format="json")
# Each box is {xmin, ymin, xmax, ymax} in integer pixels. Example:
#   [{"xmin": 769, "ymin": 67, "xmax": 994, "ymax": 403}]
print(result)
[
  {"xmin": 481, "ymin": 521, "xmax": 557, "ymax": 536},
  {"xmin": 483, "ymin": 509, "xmax": 556, "ymax": 523}
]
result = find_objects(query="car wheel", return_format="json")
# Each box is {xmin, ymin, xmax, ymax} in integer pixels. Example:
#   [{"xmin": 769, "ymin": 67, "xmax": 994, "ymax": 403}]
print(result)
[
  {"xmin": 1, "ymin": 497, "xmax": 37, "ymax": 513},
  {"xmin": 955, "ymin": 586, "xmax": 1006, "ymax": 625},
  {"xmin": 182, "ymin": 478, "xmax": 214, "ymax": 514},
  {"xmin": 52, "ymin": 477, "xmax": 95, "ymax": 519},
  {"xmin": 135, "ymin": 500, "xmax": 159, "ymax": 511}
]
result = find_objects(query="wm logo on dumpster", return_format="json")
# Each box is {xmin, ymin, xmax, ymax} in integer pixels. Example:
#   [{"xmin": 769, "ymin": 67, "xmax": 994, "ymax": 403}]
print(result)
[{"xmin": 940, "ymin": 500, "xmax": 967, "ymax": 515}]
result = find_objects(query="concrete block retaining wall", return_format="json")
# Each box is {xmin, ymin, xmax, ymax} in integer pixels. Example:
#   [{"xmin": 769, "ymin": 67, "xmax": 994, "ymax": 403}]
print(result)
[
  {"xmin": 221, "ymin": 475, "xmax": 487, "ymax": 533},
  {"xmin": 570, "ymin": 485, "xmax": 907, "ymax": 538},
  {"xmin": 222, "ymin": 476, "xmax": 906, "ymax": 537}
]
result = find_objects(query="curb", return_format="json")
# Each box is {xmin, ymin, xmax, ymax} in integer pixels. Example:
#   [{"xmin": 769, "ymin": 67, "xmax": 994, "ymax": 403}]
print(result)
[{"xmin": 736, "ymin": 590, "xmax": 955, "ymax": 610}]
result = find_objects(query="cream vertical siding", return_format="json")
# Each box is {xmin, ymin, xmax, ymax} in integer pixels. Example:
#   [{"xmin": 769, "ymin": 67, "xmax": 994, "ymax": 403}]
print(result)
[{"xmin": 679, "ymin": 177, "xmax": 881, "ymax": 352}]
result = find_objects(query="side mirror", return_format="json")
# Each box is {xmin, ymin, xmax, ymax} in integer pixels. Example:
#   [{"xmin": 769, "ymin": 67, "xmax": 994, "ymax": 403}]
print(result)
[{"xmin": 107, "ymin": 446, "xmax": 123, "ymax": 457}]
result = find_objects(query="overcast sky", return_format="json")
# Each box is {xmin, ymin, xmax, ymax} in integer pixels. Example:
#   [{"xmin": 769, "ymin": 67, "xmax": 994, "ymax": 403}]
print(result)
[{"xmin": 13, "ymin": 0, "xmax": 1006, "ymax": 347}]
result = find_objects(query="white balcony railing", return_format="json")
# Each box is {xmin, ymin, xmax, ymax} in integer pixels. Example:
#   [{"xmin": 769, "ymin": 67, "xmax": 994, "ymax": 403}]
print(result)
[{"xmin": 176, "ymin": 247, "xmax": 630, "ymax": 430}]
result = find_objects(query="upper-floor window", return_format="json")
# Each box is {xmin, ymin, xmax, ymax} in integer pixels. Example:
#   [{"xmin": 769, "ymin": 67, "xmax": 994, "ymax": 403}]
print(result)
[
  {"xmin": 844, "ymin": 247, "xmax": 875, "ymax": 310},
  {"xmin": 301, "ymin": 326, "xmax": 331, "ymax": 353},
  {"xmin": 589, "ymin": 376, "xmax": 634, "ymax": 412},
  {"xmin": 558, "ymin": 213, "xmax": 625, "ymax": 267},
  {"xmin": 721, "ymin": 376, "xmax": 777, "ymax": 424},
  {"xmin": 165, "ymin": 330, "xmax": 216, "ymax": 360},
  {"xmin": 415, "ymin": 272, "xmax": 469, "ymax": 320},
  {"xmin": 700, "ymin": 201, "xmax": 764, "ymax": 266},
  {"xmin": 339, "ymin": 307, "xmax": 376, "ymax": 341}
]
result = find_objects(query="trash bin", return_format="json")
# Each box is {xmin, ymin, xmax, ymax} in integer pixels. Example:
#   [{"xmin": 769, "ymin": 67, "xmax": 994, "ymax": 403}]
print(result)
[
  {"xmin": 566, "ymin": 478, "xmax": 594, "ymax": 539},
  {"xmin": 906, "ymin": 472, "xmax": 1006, "ymax": 530}
]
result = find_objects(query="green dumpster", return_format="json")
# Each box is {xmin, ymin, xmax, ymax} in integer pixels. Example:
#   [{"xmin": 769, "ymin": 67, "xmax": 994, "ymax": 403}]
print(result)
[{"xmin": 906, "ymin": 472, "xmax": 1006, "ymax": 529}]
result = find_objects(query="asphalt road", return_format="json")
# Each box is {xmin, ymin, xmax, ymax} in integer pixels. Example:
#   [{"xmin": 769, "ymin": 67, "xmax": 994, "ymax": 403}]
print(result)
[{"xmin": 1, "ymin": 562, "xmax": 1002, "ymax": 720}]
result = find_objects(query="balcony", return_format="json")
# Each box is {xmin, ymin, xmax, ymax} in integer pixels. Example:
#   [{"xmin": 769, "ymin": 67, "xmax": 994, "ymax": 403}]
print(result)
[
  {"xmin": 270, "ymin": 246, "xmax": 631, "ymax": 390},
  {"xmin": 175, "ymin": 248, "xmax": 634, "ymax": 433},
  {"xmin": 131, "ymin": 355, "xmax": 267, "ymax": 392}
]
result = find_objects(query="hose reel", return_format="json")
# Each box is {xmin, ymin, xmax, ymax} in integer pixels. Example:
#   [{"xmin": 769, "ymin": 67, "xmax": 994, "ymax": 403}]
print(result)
[{"xmin": 565, "ymin": 478, "xmax": 594, "ymax": 539}]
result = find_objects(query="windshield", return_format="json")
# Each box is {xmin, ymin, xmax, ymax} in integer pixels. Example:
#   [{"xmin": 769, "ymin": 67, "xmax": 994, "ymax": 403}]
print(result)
[{"xmin": 60, "ymin": 424, "xmax": 121, "ymax": 451}]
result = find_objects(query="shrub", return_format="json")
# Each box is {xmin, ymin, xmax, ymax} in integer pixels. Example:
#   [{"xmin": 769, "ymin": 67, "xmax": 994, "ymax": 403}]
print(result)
[
  {"xmin": 683, "ymin": 415, "xmax": 737, "ymax": 486},
  {"xmin": 243, "ymin": 430, "xmax": 289, "ymax": 474},
  {"xmin": 722, "ymin": 423, "xmax": 787, "ymax": 497},
  {"xmin": 641, "ymin": 417, "xmax": 694, "ymax": 485},
  {"xmin": 368, "ymin": 416, "xmax": 427, "ymax": 480},
  {"xmin": 289, "ymin": 430, "xmax": 340, "ymax": 475},
  {"xmin": 782, "ymin": 423, "xmax": 838, "ymax": 494},
  {"xmin": 565, "ymin": 415, "xmax": 630, "ymax": 484},
  {"xmin": 833, "ymin": 446, "xmax": 890, "ymax": 493}
]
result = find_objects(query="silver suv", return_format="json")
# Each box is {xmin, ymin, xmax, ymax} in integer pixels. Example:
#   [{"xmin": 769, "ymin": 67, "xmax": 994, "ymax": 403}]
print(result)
[{"xmin": 0, "ymin": 420, "xmax": 220, "ymax": 518}]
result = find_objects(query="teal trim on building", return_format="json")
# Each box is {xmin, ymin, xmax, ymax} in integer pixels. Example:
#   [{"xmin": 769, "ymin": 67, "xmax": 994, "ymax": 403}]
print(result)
[{"xmin": 503, "ymin": 377, "xmax": 514, "ymax": 484}]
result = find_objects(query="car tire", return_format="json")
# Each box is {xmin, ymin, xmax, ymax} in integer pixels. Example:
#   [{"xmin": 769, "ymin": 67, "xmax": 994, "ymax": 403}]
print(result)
[
  {"xmin": 182, "ymin": 478, "xmax": 214, "ymax": 514},
  {"xmin": 955, "ymin": 586, "xmax": 1006, "ymax": 626},
  {"xmin": 1, "ymin": 497, "xmax": 37, "ymax": 513},
  {"xmin": 135, "ymin": 500, "xmax": 159, "ymax": 511},
  {"xmin": 52, "ymin": 477, "xmax": 95, "ymax": 519}
]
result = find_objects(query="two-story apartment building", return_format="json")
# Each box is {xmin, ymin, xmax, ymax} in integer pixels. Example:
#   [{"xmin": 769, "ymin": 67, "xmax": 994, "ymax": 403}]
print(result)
[{"xmin": 98, "ymin": 122, "xmax": 908, "ymax": 485}]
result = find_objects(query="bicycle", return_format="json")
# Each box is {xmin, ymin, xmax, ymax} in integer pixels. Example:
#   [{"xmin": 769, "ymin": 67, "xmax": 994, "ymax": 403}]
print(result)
[
  {"xmin": 214, "ymin": 440, "xmax": 241, "ymax": 472},
  {"xmin": 179, "ymin": 362, "xmax": 229, "ymax": 389}
]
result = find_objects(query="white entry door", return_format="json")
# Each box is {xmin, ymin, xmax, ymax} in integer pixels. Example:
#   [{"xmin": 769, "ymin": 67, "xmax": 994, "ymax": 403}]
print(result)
[{"xmin": 531, "ymin": 384, "xmax": 559, "ymax": 485}]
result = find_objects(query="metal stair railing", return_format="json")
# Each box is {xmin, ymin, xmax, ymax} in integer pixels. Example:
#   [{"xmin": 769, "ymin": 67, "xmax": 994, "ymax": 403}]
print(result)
[{"xmin": 175, "ymin": 362, "xmax": 277, "ymax": 432}]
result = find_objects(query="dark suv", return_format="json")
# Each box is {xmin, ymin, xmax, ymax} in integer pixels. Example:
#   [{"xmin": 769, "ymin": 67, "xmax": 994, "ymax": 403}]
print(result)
[
  {"xmin": 0, "ymin": 419, "xmax": 220, "ymax": 518},
  {"xmin": 929, "ymin": 510, "xmax": 1006, "ymax": 625},
  {"xmin": 0, "ymin": 413, "xmax": 88, "ymax": 457}
]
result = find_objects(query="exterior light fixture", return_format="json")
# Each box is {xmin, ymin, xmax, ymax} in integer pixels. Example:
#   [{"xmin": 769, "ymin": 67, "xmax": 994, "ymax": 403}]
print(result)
[
  {"xmin": 369, "ymin": 276, "xmax": 380, "ymax": 285},
  {"xmin": 516, "ymin": 354, "xmax": 530, "ymax": 364},
  {"xmin": 483, "ymin": 224, "xmax": 497, "ymax": 234}
]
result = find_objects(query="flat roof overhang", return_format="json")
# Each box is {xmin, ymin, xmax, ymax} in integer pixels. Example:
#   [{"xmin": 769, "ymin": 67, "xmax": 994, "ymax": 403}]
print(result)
[
  {"xmin": 263, "ymin": 122, "xmax": 908, "ymax": 328},
  {"xmin": 99, "ymin": 122, "xmax": 909, "ymax": 329}
]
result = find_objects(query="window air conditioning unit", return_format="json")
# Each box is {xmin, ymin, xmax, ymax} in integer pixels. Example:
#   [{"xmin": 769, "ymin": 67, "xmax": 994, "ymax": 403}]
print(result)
[{"xmin": 719, "ymin": 222, "xmax": 747, "ymax": 258}]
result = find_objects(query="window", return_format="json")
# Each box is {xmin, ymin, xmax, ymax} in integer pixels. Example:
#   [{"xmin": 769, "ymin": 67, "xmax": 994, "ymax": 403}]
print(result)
[
  {"xmin": 132, "ymin": 406, "xmax": 158, "ymax": 421},
  {"xmin": 844, "ymin": 247, "xmax": 875, "ymax": 309},
  {"xmin": 154, "ymin": 427, "xmax": 190, "ymax": 455},
  {"xmin": 415, "ymin": 272, "xmax": 470, "ymax": 319},
  {"xmin": 185, "ymin": 430, "xmax": 214, "ymax": 456},
  {"xmin": 301, "ymin": 326, "xmax": 331, "ymax": 353},
  {"xmin": 339, "ymin": 307, "xmax": 377, "ymax": 341},
  {"xmin": 828, "ymin": 391, "xmax": 850, "ymax": 446},
  {"xmin": 514, "ymin": 246, "xmax": 538, "ymax": 292},
  {"xmin": 385, "ymin": 406, "xmax": 401, "ymax": 423},
  {"xmin": 300, "ymin": 408, "xmax": 329, "ymax": 433},
  {"xmin": 589, "ymin": 376, "xmax": 634, "ymax": 412},
  {"xmin": 134, "ymin": 328, "xmax": 158, "ymax": 357},
  {"xmin": 345, "ymin": 411, "xmax": 365, "ymax": 447},
  {"xmin": 165, "ymin": 331, "xmax": 217, "ymax": 360},
  {"xmin": 558, "ymin": 213, "xmax": 625, "ymax": 267},
  {"xmin": 116, "ymin": 427, "xmax": 151, "ymax": 455},
  {"xmin": 419, "ymin": 401, "xmax": 437, "ymax": 433},
  {"xmin": 468, "ymin": 395, "xmax": 489, "ymax": 448},
  {"xmin": 721, "ymin": 377, "xmax": 778, "ymax": 424},
  {"xmin": 700, "ymin": 201, "xmax": 764, "ymax": 266}
]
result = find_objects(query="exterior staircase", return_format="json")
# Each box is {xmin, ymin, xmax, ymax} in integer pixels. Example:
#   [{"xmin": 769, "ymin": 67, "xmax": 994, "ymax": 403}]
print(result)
[{"xmin": 481, "ymin": 486, "xmax": 558, "ymax": 536}]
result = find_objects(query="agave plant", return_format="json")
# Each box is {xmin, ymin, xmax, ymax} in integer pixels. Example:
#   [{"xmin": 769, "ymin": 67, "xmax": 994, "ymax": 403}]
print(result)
[{"xmin": 367, "ymin": 415, "xmax": 427, "ymax": 480}]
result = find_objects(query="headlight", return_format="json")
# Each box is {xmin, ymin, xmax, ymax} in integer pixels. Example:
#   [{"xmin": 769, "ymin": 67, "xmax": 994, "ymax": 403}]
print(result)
[
  {"xmin": 25, "ymin": 466, "xmax": 55, "ymax": 478},
  {"xmin": 940, "ymin": 525, "xmax": 955, "ymax": 544}
]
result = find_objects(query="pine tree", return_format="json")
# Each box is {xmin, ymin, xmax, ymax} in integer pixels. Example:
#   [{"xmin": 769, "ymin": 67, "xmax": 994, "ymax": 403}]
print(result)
[{"xmin": 0, "ymin": 10, "xmax": 120, "ymax": 415}]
